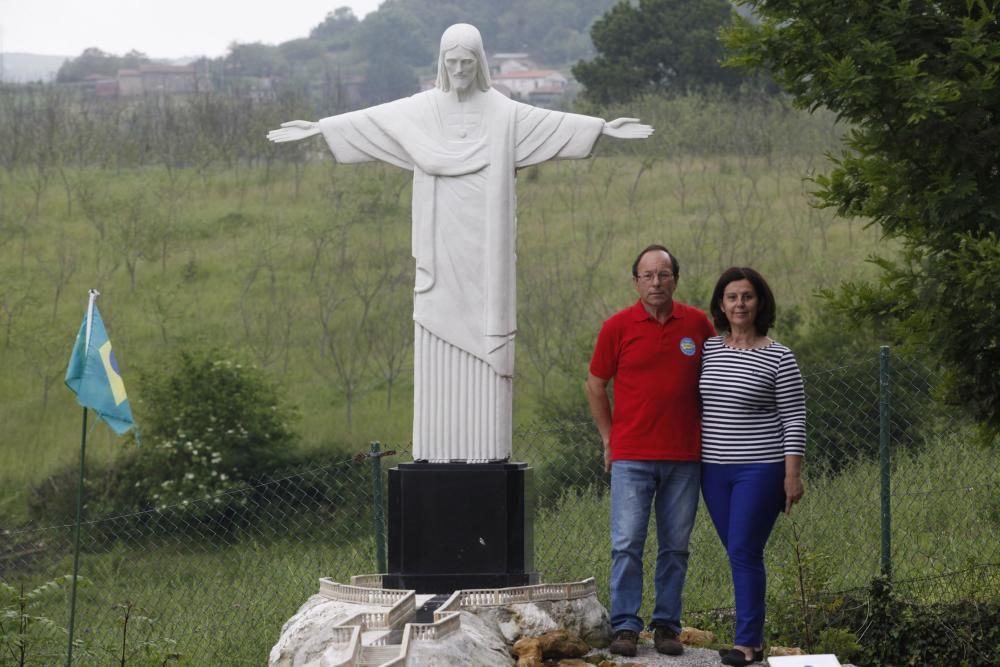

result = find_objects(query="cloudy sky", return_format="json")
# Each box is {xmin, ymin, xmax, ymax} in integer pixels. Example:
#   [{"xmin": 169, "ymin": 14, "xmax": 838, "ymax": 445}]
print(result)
[{"xmin": 0, "ymin": 1, "xmax": 385, "ymax": 59}]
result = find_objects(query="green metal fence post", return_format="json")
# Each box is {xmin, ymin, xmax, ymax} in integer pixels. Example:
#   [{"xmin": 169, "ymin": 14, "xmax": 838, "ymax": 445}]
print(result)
[
  {"xmin": 369, "ymin": 441, "xmax": 387, "ymax": 573},
  {"xmin": 879, "ymin": 345, "xmax": 892, "ymax": 579}
]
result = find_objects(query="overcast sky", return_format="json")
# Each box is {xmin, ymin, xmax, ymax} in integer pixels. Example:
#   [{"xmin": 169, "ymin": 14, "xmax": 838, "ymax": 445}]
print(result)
[{"xmin": 0, "ymin": 1, "xmax": 385, "ymax": 59}]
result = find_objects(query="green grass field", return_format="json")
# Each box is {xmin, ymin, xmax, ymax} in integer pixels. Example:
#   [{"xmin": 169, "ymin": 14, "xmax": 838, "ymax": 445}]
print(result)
[{"xmin": 0, "ymin": 96, "xmax": 887, "ymax": 508}]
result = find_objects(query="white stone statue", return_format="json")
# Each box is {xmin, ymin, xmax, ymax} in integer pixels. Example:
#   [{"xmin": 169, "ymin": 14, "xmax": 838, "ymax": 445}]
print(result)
[{"xmin": 268, "ymin": 23, "xmax": 652, "ymax": 463}]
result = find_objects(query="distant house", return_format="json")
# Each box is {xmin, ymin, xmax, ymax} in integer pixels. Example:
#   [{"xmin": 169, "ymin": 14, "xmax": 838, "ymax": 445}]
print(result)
[
  {"xmin": 117, "ymin": 69, "xmax": 143, "ymax": 96},
  {"xmin": 492, "ymin": 69, "xmax": 568, "ymax": 107},
  {"xmin": 66, "ymin": 64, "xmax": 200, "ymax": 98},
  {"xmin": 82, "ymin": 73, "xmax": 119, "ymax": 99},
  {"xmin": 491, "ymin": 53, "xmax": 533, "ymax": 75},
  {"xmin": 137, "ymin": 64, "xmax": 200, "ymax": 94}
]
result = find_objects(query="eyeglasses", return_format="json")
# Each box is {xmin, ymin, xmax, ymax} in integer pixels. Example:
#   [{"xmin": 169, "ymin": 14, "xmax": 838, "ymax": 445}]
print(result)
[{"xmin": 636, "ymin": 271, "xmax": 674, "ymax": 283}]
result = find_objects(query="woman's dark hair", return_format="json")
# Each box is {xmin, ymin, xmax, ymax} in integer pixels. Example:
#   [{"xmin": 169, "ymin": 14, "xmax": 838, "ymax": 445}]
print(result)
[
  {"xmin": 631, "ymin": 244, "xmax": 680, "ymax": 278},
  {"xmin": 710, "ymin": 267, "xmax": 776, "ymax": 335}
]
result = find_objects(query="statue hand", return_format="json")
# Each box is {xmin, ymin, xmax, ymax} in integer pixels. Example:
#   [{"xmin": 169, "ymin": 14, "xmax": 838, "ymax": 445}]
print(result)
[
  {"xmin": 266, "ymin": 120, "xmax": 321, "ymax": 143},
  {"xmin": 602, "ymin": 117, "xmax": 654, "ymax": 140}
]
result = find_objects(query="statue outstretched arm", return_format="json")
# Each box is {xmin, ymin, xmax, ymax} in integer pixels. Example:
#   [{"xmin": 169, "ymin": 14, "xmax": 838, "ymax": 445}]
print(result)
[
  {"xmin": 267, "ymin": 120, "xmax": 321, "ymax": 143},
  {"xmin": 601, "ymin": 117, "xmax": 654, "ymax": 140}
]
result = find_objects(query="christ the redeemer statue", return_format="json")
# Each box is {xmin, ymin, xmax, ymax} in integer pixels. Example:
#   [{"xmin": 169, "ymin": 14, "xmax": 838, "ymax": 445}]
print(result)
[{"xmin": 268, "ymin": 23, "xmax": 652, "ymax": 463}]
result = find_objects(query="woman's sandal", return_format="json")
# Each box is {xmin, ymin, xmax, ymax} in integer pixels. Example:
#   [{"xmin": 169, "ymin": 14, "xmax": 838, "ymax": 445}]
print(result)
[{"xmin": 718, "ymin": 647, "xmax": 765, "ymax": 665}]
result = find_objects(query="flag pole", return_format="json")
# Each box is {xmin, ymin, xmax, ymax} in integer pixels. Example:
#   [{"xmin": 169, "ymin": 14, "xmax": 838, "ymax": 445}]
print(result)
[
  {"xmin": 66, "ymin": 407, "xmax": 87, "ymax": 666},
  {"xmin": 66, "ymin": 289, "xmax": 97, "ymax": 667}
]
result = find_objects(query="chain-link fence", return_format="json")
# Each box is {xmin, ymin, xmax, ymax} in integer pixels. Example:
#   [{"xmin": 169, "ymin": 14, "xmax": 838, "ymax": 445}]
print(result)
[{"xmin": 2, "ymin": 349, "xmax": 998, "ymax": 664}]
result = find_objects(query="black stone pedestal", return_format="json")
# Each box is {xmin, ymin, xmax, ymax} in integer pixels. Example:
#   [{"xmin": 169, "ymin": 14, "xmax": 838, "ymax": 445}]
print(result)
[{"xmin": 383, "ymin": 462, "xmax": 539, "ymax": 593}]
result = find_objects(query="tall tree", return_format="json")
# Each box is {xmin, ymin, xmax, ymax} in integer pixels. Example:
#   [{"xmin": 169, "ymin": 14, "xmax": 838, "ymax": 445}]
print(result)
[
  {"xmin": 573, "ymin": 0, "xmax": 743, "ymax": 104},
  {"xmin": 725, "ymin": 1, "xmax": 1000, "ymax": 438},
  {"xmin": 355, "ymin": 3, "xmax": 431, "ymax": 103},
  {"xmin": 309, "ymin": 6, "xmax": 360, "ymax": 52}
]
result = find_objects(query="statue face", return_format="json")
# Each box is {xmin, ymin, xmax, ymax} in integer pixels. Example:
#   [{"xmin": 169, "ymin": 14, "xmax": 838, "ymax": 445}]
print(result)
[{"xmin": 444, "ymin": 46, "xmax": 478, "ymax": 92}]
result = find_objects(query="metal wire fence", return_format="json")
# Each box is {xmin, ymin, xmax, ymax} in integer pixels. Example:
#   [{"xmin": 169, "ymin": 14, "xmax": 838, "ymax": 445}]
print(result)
[{"xmin": 1, "ymin": 349, "xmax": 998, "ymax": 665}]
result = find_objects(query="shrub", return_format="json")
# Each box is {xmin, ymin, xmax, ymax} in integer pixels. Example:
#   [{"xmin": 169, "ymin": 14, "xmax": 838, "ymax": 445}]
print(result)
[
  {"xmin": 29, "ymin": 349, "xmax": 300, "ymax": 524},
  {"xmin": 858, "ymin": 577, "xmax": 1000, "ymax": 667},
  {"xmin": 1, "ymin": 576, "xmax": 85, "ymax": 665}
]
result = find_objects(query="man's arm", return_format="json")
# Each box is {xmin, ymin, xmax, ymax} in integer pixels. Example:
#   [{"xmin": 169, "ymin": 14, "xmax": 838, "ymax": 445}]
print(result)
[{"xmin": 586, "ymin": 372, "xmax": 613, "ymax": 473}]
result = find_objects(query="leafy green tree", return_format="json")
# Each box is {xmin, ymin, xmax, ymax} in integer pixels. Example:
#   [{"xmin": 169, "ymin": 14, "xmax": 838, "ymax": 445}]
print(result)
[
  {"xmin": 354, "ymin": 3, "xmax": 431, "ymax": 103},
  {"xmin": 310, "ymin": 6, "xmax": 361, "ymax": 52},
  {"xmin": 278, "ymin": 38, "xmax": 326, "ymax": 62},
  {"xmin": 573, "ymin": 0, "xmax": 743, "ymax": 104},
  {"xmin": 724, "ymin": 1, "xmax": 1000, "ymax": 438},
  {"xmin": 225, "ymin": 42, "xmax": 287, "ymax": 78}
]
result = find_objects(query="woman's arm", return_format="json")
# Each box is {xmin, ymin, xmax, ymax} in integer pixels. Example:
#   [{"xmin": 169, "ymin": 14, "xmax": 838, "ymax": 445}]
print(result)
[
  {"xmin": 784, "ymin": 454, "xmax": 804, "ymax": 514},
  {"xmin": 776, "ymin": 348, "xmax": 807, "ymax": 513}
]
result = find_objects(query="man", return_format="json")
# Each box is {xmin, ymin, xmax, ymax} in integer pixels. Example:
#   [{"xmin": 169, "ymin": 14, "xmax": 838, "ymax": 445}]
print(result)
[{"xmin": 586, "ymin": 245, "xmax": 715, "ymax": 657}]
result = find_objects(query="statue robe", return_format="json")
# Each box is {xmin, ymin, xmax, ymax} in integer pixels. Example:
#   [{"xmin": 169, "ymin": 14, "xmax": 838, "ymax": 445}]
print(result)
[{"xmin": 318, "ymin": 88, "xmax": 604, "ymax": 461}]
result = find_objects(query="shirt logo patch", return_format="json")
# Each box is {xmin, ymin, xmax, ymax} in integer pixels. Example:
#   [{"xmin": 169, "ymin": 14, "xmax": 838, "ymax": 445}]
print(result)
[{"xmin": 679, "ymin": 337, "xmax": 697, "ymax": 357}]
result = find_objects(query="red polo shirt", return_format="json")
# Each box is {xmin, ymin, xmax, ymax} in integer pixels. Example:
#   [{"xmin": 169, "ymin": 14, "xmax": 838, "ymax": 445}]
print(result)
[{"xmin": 589, "ymin": 299, "xmax": 714, "ymax": 462}]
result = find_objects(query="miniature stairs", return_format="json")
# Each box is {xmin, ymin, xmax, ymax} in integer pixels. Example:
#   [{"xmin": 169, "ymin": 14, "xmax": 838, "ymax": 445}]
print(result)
[{"xmin": 315, "ymin": 576, "xmax": 598, "ymax": 667}]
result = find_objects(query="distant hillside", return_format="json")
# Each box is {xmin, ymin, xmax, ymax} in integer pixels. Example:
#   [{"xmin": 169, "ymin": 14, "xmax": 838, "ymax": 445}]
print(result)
[{"xmin": 1, "ymin": 52, "xmax": 70, "ymax": 82}]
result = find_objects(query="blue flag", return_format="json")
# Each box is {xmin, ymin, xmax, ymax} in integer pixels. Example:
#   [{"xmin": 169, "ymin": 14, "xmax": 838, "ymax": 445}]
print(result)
[{"xmin": 65, "ymin": 293, "xmax": 135, "ymax": 435}]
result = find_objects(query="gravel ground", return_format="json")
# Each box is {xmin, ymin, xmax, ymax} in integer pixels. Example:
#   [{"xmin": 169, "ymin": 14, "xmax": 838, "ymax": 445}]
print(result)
[
  {"xmin": 585, "ymin": 643, "xmax": 729, "ymax": 666},
  {"xmin": 582, "ymin": 644, "xmax": 855, "ymax": 667}
]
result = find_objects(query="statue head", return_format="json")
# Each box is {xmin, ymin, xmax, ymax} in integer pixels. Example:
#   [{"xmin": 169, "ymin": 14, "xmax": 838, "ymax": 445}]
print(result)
[{"xmin": 435, "ymin": 23, "xmax": 492, "ymax": 93}]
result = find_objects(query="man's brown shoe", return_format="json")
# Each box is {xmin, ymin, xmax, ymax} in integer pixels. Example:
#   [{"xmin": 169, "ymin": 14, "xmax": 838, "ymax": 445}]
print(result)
[
  {"xmin": 653, "ymin": 627, "xmax": 684, "ymax": 655},
  {"xmin": 609, "ymin": 629, "xmax": 639, "ymax": 656}
]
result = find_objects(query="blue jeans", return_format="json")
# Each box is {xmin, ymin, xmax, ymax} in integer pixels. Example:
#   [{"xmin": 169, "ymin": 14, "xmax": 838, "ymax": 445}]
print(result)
[
  {"xmin": 609, "ymin": 460, "xmax": 700, "ymax": 634},
  {"xmin": 701, "ymin": 462, "xmax": 786, "ymax": 647}
]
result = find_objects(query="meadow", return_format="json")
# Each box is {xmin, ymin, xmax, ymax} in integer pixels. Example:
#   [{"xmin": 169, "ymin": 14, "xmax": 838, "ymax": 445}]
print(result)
[{"xmin": 0, "ymin": 92, "xmax": 886, "ymax": 508}]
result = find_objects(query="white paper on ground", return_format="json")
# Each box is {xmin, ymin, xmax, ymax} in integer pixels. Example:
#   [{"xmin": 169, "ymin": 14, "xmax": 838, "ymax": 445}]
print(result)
[{"xmin": 768, "ymin": 656, "xmax": 842, "ymax": 667}]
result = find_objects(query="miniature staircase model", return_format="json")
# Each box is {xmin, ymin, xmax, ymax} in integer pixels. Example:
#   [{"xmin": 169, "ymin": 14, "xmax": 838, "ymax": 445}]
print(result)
[{"xmin": 315, "ymin": 575, "xmax": 598, "ymax": 667}]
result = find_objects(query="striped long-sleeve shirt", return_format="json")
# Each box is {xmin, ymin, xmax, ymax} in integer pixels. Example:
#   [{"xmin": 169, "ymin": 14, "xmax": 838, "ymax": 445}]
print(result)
[{"xmin": 699, "ymin": 336, "xmax": 806, "ymax": 464}]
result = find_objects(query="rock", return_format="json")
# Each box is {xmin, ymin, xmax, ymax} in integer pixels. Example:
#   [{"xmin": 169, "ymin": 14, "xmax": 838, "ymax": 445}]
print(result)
[
  {"xmin": 678, "ymin": 626, "xmax": 715, "ymax": 646},
  {"xmin": 512, "ymin": 629, "xmax": 590, "ymax": 659},
  {"xmin": 472, "ymin": 595, "xmax": 611, "ymax": 648},
  {"xmin": 268, "ymin": 594, "xmax": 360, "ymax": 666},
  {"xmin": 555, "ymin": 660, "xmax": 591, "ymax": 666},
  {"xmin": 272, "ymin": 583, "xmax": 613, "ymax": 665},
  {"xmin": 769, "ymin": 646, "xmax": 806, "ymax": 656},
  {"xmin": 512, "ymin": 635, "xmax": 544, "ymax": 666},
  {"xmin": 537, "ymin": 629, "xmax": 590, "ymax": 658},
  {"xmin": 512, "ymin": 630, "xmax": 590, "ymax": 666},
  {"xmin": 403, "ymin": 611, "xmax": 513, "ymax": 666}
]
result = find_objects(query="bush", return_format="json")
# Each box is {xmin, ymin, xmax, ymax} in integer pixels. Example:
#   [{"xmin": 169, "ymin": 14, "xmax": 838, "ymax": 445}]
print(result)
[
  {"xmin": 29, "ymin": 349, "xmax": 300, "ymax": 524},
  {"xmin": 115, "ymin": 349, "xmax": 299, "ymax": 512},
  {"xmin": 858, "ymin": 577, "xmax": 1000, "ymax": 667}
]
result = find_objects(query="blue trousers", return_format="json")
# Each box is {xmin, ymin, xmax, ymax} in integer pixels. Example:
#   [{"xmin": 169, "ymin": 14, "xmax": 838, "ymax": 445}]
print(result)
[
  {"xmin": 701, "ymin": 462, "xmax": 786, "ymax": 647},
  {"xmin": 609, "ymin": 460, "xmax": 700, "ymax": 634}
]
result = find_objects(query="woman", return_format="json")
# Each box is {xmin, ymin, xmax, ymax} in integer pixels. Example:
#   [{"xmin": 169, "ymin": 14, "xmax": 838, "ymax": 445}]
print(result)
[{"xmin": 699, "ymin": 267, "xmax": 806, "ymax": 666}]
